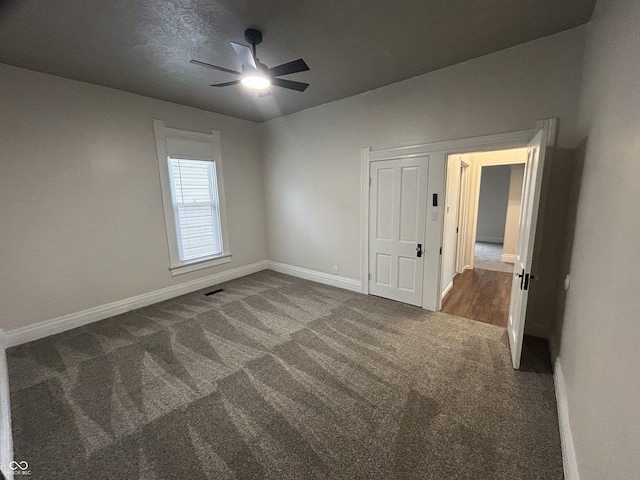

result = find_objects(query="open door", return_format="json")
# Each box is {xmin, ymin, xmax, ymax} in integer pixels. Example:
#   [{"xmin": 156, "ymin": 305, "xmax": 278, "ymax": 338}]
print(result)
[{"xmin": 507, "ymin": 120, "xmax": 553, "ymax": 368}]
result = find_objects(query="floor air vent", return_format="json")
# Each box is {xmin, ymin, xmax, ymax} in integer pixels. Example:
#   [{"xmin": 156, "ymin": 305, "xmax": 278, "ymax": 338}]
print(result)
[{"xmin": 204, "ymin": 288, "xmax": 224, "ymax": 296}]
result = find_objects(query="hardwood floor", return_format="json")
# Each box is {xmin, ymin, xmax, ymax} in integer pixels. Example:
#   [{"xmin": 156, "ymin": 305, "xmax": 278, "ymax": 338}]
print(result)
[{"xmin": 441, "ymin": 268, "xmax": 512, "ymax": 328}]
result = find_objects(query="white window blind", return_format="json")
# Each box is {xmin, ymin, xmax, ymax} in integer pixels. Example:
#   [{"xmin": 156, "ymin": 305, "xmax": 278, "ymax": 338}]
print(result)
[{"xmin": 168, "ymin": 158, "xmax": 223, "ymax": 262}]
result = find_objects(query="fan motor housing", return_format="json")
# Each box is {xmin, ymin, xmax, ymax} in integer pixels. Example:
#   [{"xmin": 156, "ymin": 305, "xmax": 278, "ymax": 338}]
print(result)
[{"xmin": 245, "ymin": 28, "xmax": 263, "ymax": 46}]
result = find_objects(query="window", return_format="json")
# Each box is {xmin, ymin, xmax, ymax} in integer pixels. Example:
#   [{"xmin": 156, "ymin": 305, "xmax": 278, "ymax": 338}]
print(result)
[
  {"xmin": 169, "ymin": 158, "xmax": 222, "ymax": 261},
  {"xmin": 153, "ymin": 120, "xmax": 230, "ymax": 276}
]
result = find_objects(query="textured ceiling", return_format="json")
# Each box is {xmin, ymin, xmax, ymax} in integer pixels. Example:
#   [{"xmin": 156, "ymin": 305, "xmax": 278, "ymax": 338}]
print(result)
[{"xmin": 0, "ymin": 0, "xmax": 595, "ymax": 122}]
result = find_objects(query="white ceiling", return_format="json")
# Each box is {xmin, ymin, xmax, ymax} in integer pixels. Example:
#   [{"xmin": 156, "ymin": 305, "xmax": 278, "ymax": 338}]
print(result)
[{"xmin": 0, "ymin": 0, "xmax": 595, "ymax": 122}]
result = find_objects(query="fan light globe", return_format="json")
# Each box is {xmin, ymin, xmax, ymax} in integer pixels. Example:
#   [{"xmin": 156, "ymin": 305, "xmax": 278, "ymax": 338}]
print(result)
[{"xmin": 241, "ymin": 74, "xmax": 270, "ymax": 90}]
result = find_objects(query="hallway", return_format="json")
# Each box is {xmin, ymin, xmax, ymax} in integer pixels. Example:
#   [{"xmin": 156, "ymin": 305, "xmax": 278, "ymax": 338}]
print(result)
[
  {"xmin": 441, "ymin": 268, "xmax": 512, "ymax": 327},
  {"xmin": 474, "ymin": 242, "xmax": 514, "ymax": 273}
]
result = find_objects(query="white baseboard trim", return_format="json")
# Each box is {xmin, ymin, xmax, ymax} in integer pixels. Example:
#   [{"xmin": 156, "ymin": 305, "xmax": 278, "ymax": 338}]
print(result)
[
  {"xmin": 0, "ymin": 330, "xmax": 14, "ymax": 480},
  {"xmin": 4, "ymin": 260, "xmax": 269, "ymax": 348},
  {"xmin": 554, "ymin": 358, "xmax": 580, "ymax": 480},
  {"xmin": 549, "ymin": 334, "xmax": 560, "ymax": 365},
  {"xmin": 441, "ymin": 281, "xmax": 454, "ymax": 300},
  {"xmin": 501, "ymin": 253, "xmax": 516, "ymax": 263},
  {"xmin": 476, "ymin": 236, "xmax": 504, "ymax": 244},
  {"xmin": 268, "ymin": 261, "xmax": 362, "ymax": 293}
]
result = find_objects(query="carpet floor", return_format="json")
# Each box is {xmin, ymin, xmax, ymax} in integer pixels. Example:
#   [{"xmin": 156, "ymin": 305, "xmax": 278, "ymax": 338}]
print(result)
[
  {"xmin": 7, "ymin": 271, "xmax": 563, "ymax": 479},
  {"xmin": 474, "ymin": 242, "xmax": 514, "ymax": 273}
]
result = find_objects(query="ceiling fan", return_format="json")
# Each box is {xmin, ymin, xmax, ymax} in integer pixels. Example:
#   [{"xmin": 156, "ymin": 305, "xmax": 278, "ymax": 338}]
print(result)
[{"xmin": 190, "ymin": 28, "xmax": 309, "ymax": 96}]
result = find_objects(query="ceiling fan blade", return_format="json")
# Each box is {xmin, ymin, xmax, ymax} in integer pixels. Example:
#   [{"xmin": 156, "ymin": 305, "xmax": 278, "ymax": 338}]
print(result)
[
  {"xmin": 271, "ymin": 78, "xmax": 309, "ymax": 92},
  {"xmin": 210, "ymin": 80, "xmax": 241, "ymax": 87},
  {"xmin": 190, "ymin": 59, "xmax": 240, "ymax": 75},
  {"xmin": 230, "ymin": 42, "xmax": 257, "ymax": 69},
  {"xmin": 257, "ymin": 89, "xmax": 272, "ymax": 98},
  {"xmin": 269, "ymin": 59, "xmax": 309, "ymax": 77}
]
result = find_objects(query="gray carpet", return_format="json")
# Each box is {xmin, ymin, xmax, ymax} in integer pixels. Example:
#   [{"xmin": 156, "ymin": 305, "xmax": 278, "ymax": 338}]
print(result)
[
  {"xmin": 475, "ymin": 242, "xmax": 514, "ymax": 273},
  {"xmin": 7, "ymin": 270, "xmax": 563, "ymax": 479}
]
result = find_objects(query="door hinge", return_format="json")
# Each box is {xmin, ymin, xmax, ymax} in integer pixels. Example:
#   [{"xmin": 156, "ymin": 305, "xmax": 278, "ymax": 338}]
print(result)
[
  {"xmin": 368, "ymin": 273, "xmax": 371, "ymax": 280},
  {"xmin": 369, "ymin": 177, "xmax": 372, "ymax": 186},
  {"xmin": 456, "ymin": 227, "xmax": 459, "ymax": 233},
  {"xmin": 439, "ymin": 246, "xmax": 442, "ymax": 255}
]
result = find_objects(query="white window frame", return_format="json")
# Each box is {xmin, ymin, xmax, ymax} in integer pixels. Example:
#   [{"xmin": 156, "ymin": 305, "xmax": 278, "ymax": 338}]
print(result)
[{"xmin": 153, "ymin": 119, "xmax": 231, "ymax": 276}]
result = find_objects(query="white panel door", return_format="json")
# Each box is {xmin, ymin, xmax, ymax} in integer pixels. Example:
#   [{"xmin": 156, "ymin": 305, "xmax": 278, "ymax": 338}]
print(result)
[
  {"xmin": 507, "ymin": 126, "xmax": 549, "ymax": 369},
  {"xmin": 369, "ymin": 157, "xmax": 429, "ymax": 306}
]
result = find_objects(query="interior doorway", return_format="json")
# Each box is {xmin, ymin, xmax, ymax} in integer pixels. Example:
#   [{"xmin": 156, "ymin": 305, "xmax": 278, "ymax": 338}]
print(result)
[
  {"xmin": 475, "ymin": 164, "xmax": 517, "ymax": 273},
  {"xmin": 364, "ymin": 118, "xmax": 556, "ymax": 368},
  {"xmin": 440, "ymin": 148, "xmax": 528, "ymax": 328}
]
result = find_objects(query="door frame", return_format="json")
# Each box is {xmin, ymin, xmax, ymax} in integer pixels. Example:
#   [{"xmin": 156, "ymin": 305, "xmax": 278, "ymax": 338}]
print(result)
[
  {"xmin": 455, "ymin": 159, "xmax": 471, "ymax": 274},
  {"xmin": 464, "ymin": 152, "xmax": 527, "ymax": 272},
  {"xmin": 362, "ymin": 126, "xmax": 551, "ymax": 311},
  {"xmin": 362, "ymin": 147, "xmax": 443, "ymax": 311}
]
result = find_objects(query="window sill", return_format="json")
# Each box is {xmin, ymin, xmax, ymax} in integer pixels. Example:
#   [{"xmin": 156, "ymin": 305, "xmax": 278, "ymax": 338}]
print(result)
[{"xmin": 170, "ymin": 254, "xmax": 231, "ymax": 276}]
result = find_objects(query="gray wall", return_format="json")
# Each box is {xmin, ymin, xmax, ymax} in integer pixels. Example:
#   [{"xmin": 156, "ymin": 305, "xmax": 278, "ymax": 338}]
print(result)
[
  {"xmin": 263, "ymin": 27, "xmax": 586, "ymax": 280},
  {"xmin": 476, "ymin": 165, "xmax": 511, "ymax": 243},
  {"xmin": 526, "ymin": 147, "xmax": 575, "ymax": 339},
  {"xmin": 0, "ymin": 64, "xmax": 268, "ymax": 331},
  {"xmin": 556, "ymin": 0, "xmax": 640, "ymax": 477}
]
